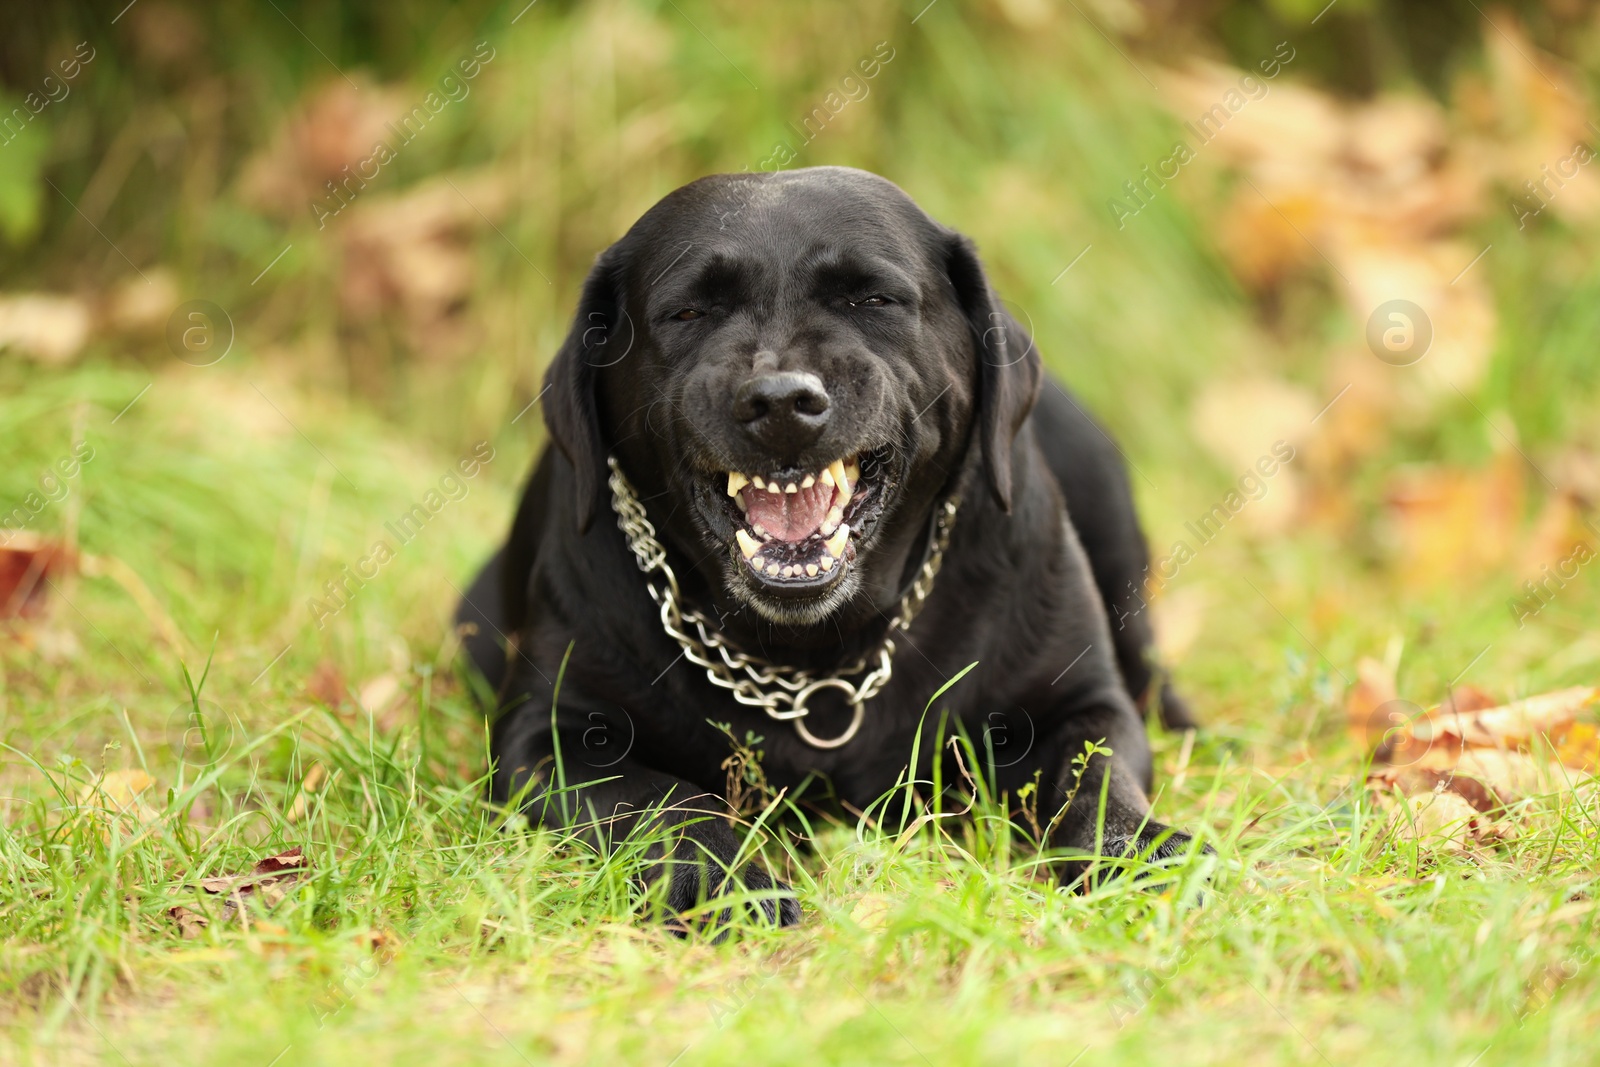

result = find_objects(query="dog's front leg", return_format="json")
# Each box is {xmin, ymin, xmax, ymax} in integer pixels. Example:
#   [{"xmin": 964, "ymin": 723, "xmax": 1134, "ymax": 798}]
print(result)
[
  {"xmin": 492, "ymin": 704, "xmax": 801, "ymax": 930},
  {"xmin": 1034, "ymin": 694, "xmax": 1203, "ymax": 888}
]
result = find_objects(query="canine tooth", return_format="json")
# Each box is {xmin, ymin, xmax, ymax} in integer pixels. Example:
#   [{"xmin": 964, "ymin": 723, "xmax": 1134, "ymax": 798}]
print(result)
[
  {"xmin": 819, "ymin": 554, "xmax": 835, "ymax": 571},
  {"xmin": 765, "ymin": 563, "xmax": 780, "ymax": 577},
  {"xmin": 825, "ymin": 524, "xmax": 849, "ymax": 559},
  {"xmin": 784, "ymin": 482, "xmax": 798, "ymax": 494},
  {"xmin": 801, "ymin": 474, "xmax": 815, "ymax": 489},
  {"xmin": 819, "ymin": 468, "xmax": 835, "ymax": 488},
  {"xmin": 805, "ymin": 563, "xmax": 819, "ymax": 577},
  {"xmin": 832, "ymin": 460, "xmax": 857, "ymax": 508},
  {"xmin": 752, "ymin": 474, "xmax": 766, "ymax": 489},
  {"xmin": 727, "ymin": 472, "xmax": 749, "ymax": 497},
  {"xmin": 766, "ymin": 480, "xmax": 781, "ymax": 494},
  {"xmin": 736, "ymin": 529, "xmax": 761, "ymax": 559},
  {"xmin": 845, "ymin": 460, "xmax": 860, "ymax": 485},
  {"xmin": 735, "ymin": 495, "xmax": 748, "ymax": 512},
  {"xmin": 824, "ymin": 505, "xmax": 843, "ymax": 529}
]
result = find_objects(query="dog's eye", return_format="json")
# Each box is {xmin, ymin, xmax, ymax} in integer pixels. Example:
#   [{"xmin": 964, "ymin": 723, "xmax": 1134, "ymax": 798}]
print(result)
[
  {"xmin": 672, "ymin": 308, "xmax": 704, "ymax": 321},
  {"xmin": 852, "ymin": 295, "xmax": 890, "ymax": 308}
]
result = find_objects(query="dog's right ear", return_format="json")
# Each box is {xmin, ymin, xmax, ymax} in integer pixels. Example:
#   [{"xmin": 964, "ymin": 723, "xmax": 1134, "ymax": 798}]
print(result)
[{"xmin": 540, "ymin": 248, "xmax": 628, "ymax": 534}]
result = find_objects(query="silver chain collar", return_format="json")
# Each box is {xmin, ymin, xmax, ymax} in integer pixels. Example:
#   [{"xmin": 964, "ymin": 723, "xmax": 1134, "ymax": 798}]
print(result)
[{"xmin": 606, "ymin": 455, "xmax": 959, "ymax": 749}]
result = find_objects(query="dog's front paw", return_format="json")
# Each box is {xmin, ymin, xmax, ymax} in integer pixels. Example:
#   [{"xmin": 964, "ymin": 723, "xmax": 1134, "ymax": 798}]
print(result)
[
  {"xmin": 658, "ymin": 855, "xmax": 802, "ymax": 936},
  {"xmin": 1061, "ymin": 824, "xmax": 1213, "ymax": 891}
]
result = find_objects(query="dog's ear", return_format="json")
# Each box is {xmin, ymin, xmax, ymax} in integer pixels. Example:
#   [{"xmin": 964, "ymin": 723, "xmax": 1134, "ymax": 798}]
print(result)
[
  {"xmin": 944, "ymin": 232, "xmax": 1043, "ymax": 513},
  {"xmin": 540, "ymin": 248, "xmax": 627, "ymax": 533}
]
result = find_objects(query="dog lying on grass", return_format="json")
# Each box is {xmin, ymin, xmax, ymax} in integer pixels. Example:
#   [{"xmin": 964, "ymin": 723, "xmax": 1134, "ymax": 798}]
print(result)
[{"xmin": 458, "ymin": 166, "xmax": 1201, "ymax": 929}]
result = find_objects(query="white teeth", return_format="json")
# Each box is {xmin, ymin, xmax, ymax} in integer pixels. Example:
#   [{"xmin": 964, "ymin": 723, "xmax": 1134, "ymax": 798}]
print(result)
[
  {"xmin": 752, "ymin": 474, "xmax": 766, "ymax": 489},
  {"xmin": 727, "ymin": 472, "xmax": 748, "ymax": 497},
  {"xmin": 736, "ymin": 529, "xmax": 761, "ymax": 559},
  {"xmin": 751, "ymin": 555, "xmax": 766, "ymax": 569},
  {"xmin": 819, "ymin": 468, "xmax": 835, "ymax": 488},
  {"xmin": 765, "ymin": 563, "xmax": 780, "ymax": 577},
  {"xmin": 844, "ymin": 459, "xmax": 860, "ymax": 485},
  {"xmin": 820, "ymin": 506, "xmax": 844, "ymax": 536},
  {"xmin": 752, "ymin": 523, "xmax": 769, "ymax": 539},
  {"xmin": 819, "ymin": 554, "xmax": 835, "ymax": 571},
  {"xmin": 801, "ymin": 474, "xmax": 815, "ymax": 489},
  {"xmin": 735, "ymin": 495, "xmax": 747, "ymax": 512},
  {"xmin": 784, "ymin": 482, "xmax": 798, "ymax": 494},
  {"xmin": 829, "ymin": 459, "xmax": 852, "ymax": 507},
  {"xmin": 805, "ymin": 563, "xmax": 819, "ymax": 577},
  {"xmin": 825, "ymin": 524, "xmax": 849, "ymax": 559},
  {"xmin": 782, "ymin": 565, "xmax": 795, "ymax": 577},
  {"xmin": 766, "ymin": 481, "xmax": 781, "ymax": 494}
]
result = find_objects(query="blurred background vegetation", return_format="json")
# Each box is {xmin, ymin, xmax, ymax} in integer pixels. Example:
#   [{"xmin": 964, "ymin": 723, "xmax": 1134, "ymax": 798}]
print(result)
[{"xmin": 1, "ymin": 0, "xmax": 1598, "ymax": 714}]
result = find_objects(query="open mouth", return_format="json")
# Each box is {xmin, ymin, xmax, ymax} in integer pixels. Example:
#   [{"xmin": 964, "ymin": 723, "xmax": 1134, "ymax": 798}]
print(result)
[{"xmin": 707, "ymin": 446, "xmax": 895, "ymax": 595}]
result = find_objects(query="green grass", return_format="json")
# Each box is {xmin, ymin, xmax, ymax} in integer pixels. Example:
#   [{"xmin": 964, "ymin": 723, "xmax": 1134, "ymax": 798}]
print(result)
[
  {"xmin": 2, "ymin": 353, "xmax": 1598, "ymax": 1066},
  {"xmin": 6, "ymin": 0, "xmax": 1600, "ymax": 1063}
]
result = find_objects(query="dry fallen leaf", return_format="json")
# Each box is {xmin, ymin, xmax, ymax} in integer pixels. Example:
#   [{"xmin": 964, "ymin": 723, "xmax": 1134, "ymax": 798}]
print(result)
[
  {"xmin": 358, "ymin": 673, "xmax": 401, "ymax": 715},
  {"xmin": 306, "ymin": 660, "xmax": 349, "ymax": 708},
  {"xmin": 286, "ymin": 763, "xmax": 327, "ymax": 824},
  {"xmin": 168, "ymin": 846, "xmax": 311, "ymax": 936},
  {"xmin": 1556, "ymin": 722, "xmax": 1600, "ymax": 772},
  {"xmin": 0, "ymin": 293, "xmax": 92, "ymax": 363},
  {"xmin": 849, "ymin": 893, "xmax": 895, "ymax": 931},
  {"xmin": 1346, "ymin": 655, "xmax": 1400, "ymax": 748},
  {"xmin": 0, "ymin": 534, "xmax": 75, "ymax": 620},
  {"xmin": 1388, "ymin": 790, "xmax": 1484, "ymax": 852},
  {"xmin": 79, "ymin": 769, "xmax": 161, "ymax": 842},
  {"xmin": 1383, "ymin": 453, "xmax": 1525, "ymax": 587},
  {"xmin": 86, "ymin": 768, "xmax": 154, "ymax": 807},
  {"xmin": 1418, "ymin": 686, "xmax": 1598, "ymax": 750},
  {"xmin": 1365, "ymin": 683, "xmax": 1600, "ymax": 840},
  {"xmin": 168, "ymin": 904, "xmax": 208, "ymax": 940}
]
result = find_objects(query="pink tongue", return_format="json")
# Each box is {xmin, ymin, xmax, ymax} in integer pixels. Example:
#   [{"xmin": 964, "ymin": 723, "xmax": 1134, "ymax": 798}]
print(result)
[{"xmin": 744, "ymin": 483, "xmax": 834, "ymax": 541}]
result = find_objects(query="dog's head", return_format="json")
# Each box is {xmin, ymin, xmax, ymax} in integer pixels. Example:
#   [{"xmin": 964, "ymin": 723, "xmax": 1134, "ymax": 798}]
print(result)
[{"xmin": 541, "ymin": 166, "xmax": 1041, "ymax": 627}]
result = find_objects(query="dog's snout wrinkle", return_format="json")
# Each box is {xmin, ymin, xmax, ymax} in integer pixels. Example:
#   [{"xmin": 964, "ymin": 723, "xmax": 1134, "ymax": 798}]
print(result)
[{"xmin": 732, "ymin": 370, "xmax": 831, "ymax": 452}]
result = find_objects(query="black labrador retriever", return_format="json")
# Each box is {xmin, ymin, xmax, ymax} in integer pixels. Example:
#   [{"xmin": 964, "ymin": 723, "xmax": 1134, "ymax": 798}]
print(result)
[{"xmin": 457, "ymin": 166, "xmax": 1200, "ymax": 926}]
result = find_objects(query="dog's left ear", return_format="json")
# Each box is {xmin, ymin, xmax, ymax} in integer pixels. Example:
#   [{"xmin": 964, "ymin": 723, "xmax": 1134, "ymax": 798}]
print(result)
[
  {"xmin": 944, "ymin": 232, "xmax": 1043, "ymax": 513},
  {"xmin": 540, "ymin": 247, "xmax": 627, "ymax": 533}
]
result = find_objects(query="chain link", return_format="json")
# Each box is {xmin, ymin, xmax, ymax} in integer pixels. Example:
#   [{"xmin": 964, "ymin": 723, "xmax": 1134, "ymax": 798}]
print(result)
[{"xmin": 607, "ymin": 455, "xmax": 958, "ymax": 749}]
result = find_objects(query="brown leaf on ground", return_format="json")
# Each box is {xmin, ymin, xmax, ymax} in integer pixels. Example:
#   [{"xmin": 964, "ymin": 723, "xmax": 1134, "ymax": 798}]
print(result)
[
  {"xmin": 168, "ymin": 846, "xmax": 311, "ymax": 937},
  {"xmin": 0, "ymin": 294, "xmax": 93, "ymax": 364},
  {"xmin": 1346, "ymin": 655, "xmax": 1400, "ymax": 746},
  {"xmin": 1556, "ymin": 722, "xmax": 1600, "ymax": 773},
  {"xmin": 1383, "ymin": 452, "xmax": 1525, "ymax": 587},
  {"xmin": 0, "ymin": 534, "xmax": 76, "ymax": 620},
  {"xmin": 238, "ymin": 79, "xmax": 410, "ymax": 215},
  {"xmin": 79, "ymin": 769, "xmax": 161, "ymax": 843},
  {"xmin": 82, "ymin": 769, "xmax": 155, "ymax": 809},
  {"xmin": 1369, "ymin": 762, "xmax": 1505, "ymax": 815},
  {"xmin": 1420, "ymin": 686, "xmax": 1598, "ymax": 749},
  {"xmin": 1382, "ymin": 790, "xmax": 1485, "ymax": 852},
  {"xmin": 1518, "ymin": 491, "xmax": 1597, "ymax": 586},
  {"xmin": 357, "ymin": 672, "xmax": 401, "ymax": 714},
  {"xmin": 306, "ymin": 660, "xmax": 349, "ymax": 708},
  {"xmin": 1364, "ymin": 681, "xmax": 1600, "ymax": 846},
  {"xmin": 1439, "ymin": 685, "xmax": 1499, "ymax": 716},
  {"xmin": 168, "ymin": 905, "xmax": 208, "ymax": 940},
  {"xmin": 286, "ymin": 763, "xmax": 327, "ymax": 824},
  {"xmin": 337, "ymin": 170, "xmax": 510, "ymax": 364}
]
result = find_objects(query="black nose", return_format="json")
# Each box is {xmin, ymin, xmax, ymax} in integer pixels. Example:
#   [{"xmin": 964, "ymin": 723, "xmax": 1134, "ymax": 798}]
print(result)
[{"xmin": 732, "ymin": 371, "xmax": 831, "ymax": 451}]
